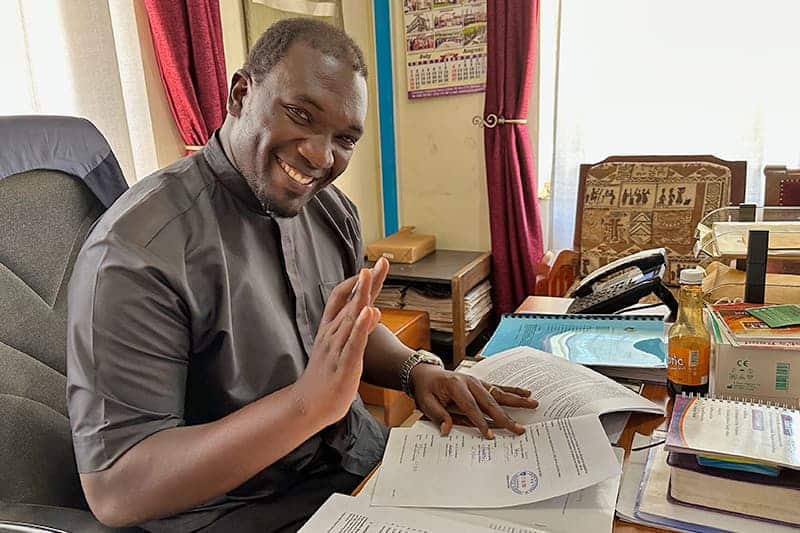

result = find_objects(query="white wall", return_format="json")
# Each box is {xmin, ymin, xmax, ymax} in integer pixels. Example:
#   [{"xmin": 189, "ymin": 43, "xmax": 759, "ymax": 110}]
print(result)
[{"xmin": 390, "ymin": 1, "xmax": 491, "ymax": 252}]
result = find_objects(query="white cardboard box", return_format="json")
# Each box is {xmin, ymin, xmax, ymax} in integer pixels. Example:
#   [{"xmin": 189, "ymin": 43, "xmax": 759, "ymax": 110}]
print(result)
[{"xmin": 710, "ymin": 324, "xmax": 800, "ymax": 407}]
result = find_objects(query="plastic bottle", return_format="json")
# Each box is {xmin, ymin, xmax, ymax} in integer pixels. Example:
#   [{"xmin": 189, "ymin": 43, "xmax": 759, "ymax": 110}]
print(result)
[{"xmin": 667, "ymin": 267, "xmax": 710, "ymax": 396}]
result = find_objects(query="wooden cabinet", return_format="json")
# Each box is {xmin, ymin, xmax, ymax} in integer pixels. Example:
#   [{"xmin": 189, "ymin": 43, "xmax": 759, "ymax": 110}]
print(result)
[
  {"xmin": 368, "ymin": 250, "xmax": 492, "ymax": 368},
  {"xmin": 359, "ymin": 308, "xmax": 430, "ymax": 427}
]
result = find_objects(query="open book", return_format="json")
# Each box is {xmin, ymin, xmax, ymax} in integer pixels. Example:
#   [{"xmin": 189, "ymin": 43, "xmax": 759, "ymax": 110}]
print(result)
[
  {"xmin": 463, "ymin": 346, "xmax": 664, "ymax": 425},
  {"xmin": 665, "ymin": 394, "xmax": 800, "ymax": 470}
]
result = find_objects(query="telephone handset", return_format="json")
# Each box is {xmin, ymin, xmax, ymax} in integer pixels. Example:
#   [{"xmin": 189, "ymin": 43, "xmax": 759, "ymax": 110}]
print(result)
[{"xmin": 567, "ymin": 248, "xmax": 678, "ymax": 317}]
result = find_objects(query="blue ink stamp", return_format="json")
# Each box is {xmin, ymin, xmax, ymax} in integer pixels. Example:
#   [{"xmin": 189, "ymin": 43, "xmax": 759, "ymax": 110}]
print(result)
[{"xmin": 509, "ymin": 470, "xmax": 538, "ymax": 495}]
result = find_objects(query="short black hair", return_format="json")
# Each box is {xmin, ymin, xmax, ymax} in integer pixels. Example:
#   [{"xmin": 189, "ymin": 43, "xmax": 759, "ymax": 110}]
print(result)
[{"xmin": 244, "ymin": 18, "xmax": 367, "ymax": 81}]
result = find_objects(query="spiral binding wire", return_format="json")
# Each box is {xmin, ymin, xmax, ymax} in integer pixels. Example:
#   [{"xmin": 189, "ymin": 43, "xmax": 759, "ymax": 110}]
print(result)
[
  {"xmin": 681, "ymin": 391, "xmax": 797, "ymax": 411},
  {"xmin": 507, "ymin": 312, "xmax": 661, "ymax": 321}
]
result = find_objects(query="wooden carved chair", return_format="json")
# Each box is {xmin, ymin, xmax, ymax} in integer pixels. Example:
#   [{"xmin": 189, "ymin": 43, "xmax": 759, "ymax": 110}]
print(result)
[
  {"xmin": 536, "ymin": 155, "xmax": 746, "ymax": 296},
  {"xmin": 535, "ymin": 249, "xmax": 579, "ymax": 297},
  {"xmin": 763, "ymin": 165, "xmax": 800, "ymax": 273},
  {"xmin": 764, "ymin": 165, "xmax": 800, "ymax": 207}
]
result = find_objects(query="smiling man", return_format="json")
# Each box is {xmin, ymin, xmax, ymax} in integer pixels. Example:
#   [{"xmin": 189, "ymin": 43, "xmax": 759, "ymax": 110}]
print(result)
[{"xmin": 66, "ymin": 19, "xmax": 537, "ymax": 533}]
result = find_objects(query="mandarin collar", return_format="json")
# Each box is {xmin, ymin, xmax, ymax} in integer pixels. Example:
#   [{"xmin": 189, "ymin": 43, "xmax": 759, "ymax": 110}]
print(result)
[{"xmin": 203, "ymin": 132, "xmax": 267, "ymax": 215}]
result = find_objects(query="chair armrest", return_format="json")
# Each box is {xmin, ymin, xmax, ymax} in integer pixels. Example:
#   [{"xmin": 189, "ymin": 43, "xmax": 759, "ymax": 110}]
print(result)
[
  {"xmin": 0, "ymin": 503, "xmax": 143, "ymax": 533},
  {"xmin": 535, "ymin": 249, "xmax": 580, "ymax": 297}
]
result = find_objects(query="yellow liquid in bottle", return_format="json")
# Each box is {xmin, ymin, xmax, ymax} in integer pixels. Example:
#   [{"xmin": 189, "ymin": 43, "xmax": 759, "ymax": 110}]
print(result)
[{"xmin": 667, "ymin": 282, "xmax": 710, "ymax": 396}]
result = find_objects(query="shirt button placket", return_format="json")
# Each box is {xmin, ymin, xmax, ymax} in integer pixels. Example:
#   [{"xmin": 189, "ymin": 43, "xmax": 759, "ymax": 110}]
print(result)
[{"xmin": 279, "ymin": 221, "xmax": 313, "ymax": 358}]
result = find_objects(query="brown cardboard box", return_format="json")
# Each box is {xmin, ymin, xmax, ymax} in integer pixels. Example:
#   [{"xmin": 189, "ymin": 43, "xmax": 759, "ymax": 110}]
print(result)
[{"xmin": 366, "ymin": 226, "xmax": 436, "ymax": 264}]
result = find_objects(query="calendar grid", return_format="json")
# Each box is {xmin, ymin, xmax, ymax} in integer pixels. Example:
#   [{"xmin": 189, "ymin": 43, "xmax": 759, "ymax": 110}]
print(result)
[{"xmin": 403, "ymin": 0, "xmax": 487, "ymax": 99}]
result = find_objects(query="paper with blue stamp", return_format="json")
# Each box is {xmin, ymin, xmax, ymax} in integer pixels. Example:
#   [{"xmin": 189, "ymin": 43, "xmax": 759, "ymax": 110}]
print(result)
[{"xmin": 371, "ymin": 414, "xmax": 620, "ymax": 508}]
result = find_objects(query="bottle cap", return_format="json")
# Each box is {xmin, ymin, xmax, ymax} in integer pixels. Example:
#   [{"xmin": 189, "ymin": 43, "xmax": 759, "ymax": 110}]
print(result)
[{"xmin": 680, "ymin": 267, "xmax": 705, "ymax": 284}]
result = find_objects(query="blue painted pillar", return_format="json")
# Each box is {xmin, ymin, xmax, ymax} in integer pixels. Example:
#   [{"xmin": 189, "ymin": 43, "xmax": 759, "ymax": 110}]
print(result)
[{"xmin": 372, "ymin": 0, "xmax": 399, "ymax": 236}]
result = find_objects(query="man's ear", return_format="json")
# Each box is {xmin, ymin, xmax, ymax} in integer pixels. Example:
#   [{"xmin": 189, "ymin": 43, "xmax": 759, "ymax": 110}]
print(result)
[{"xmin": 227, "ymin": 69, "xmax": 252, "ymax": 118}]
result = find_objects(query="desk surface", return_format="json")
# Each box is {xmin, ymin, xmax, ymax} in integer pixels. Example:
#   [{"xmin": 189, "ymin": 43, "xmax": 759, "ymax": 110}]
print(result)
[{"xmin": 355, "ymin": 296, "xmax": 671, "ymax": 532}]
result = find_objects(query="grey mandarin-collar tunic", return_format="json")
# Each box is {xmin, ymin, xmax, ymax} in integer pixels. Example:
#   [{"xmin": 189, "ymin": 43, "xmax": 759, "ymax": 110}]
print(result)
[{"xmin": 66, "ymin": 134, "xmax": 388, "ymax": 529}]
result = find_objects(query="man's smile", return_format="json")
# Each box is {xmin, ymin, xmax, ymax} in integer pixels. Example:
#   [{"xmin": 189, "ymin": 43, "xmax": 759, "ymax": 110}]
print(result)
[{"xmin": 276, "ymin": 156, "xmax": 316, "ymax": 186}]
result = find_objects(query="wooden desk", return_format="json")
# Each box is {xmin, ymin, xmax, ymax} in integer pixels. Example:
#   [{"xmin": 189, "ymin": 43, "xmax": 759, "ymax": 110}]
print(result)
[
  {"xmin": 367, "ymin": 250, "xmax": 492, "ymax": 368},
  {"xmin": 517, "ymin": 296, "xmax": 671, "ymax": 533}
]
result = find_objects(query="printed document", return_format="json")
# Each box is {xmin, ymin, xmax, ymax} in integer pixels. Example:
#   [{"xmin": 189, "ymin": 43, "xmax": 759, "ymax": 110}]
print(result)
[
  {"xmin": 371, "ymin": 414, "xmax": 620, "ymax": 508},
  {"xmin": 464, "ymin": 347, "xmax": 663, "ymax": 425},
  {"xmin": 357, "ymin": 448, "xmax": 623, "ymax": 533},
  {"xmin": 298, "ymin": 493, "xmax": 509, "ymax": 533}
]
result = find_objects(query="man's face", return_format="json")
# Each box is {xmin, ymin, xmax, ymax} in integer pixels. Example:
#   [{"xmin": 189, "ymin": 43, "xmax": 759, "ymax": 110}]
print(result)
[{"xmin": 226, "ymin": 42, "xmax": 367, "ymax": 217}]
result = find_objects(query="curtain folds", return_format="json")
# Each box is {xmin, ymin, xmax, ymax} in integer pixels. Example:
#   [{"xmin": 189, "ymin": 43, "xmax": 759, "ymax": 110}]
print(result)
[
  {"xmin": 143, "ymin": 0, "xmax": 228, "ymax": 150},
  {"xmin": 483, "ymin": 0, "xmax": 544, "ymax": 314}
]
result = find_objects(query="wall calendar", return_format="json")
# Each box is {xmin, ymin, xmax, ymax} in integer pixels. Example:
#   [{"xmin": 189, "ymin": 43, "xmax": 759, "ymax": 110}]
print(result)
[{"xmin": 402, "ymin": 0, "xmax": 487, "ymax": 99}]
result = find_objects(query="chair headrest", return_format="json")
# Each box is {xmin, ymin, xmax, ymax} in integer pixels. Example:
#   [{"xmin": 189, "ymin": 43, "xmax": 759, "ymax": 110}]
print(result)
[{"xmin": 0, "ymin": 115, "xmax": 128, "ymax": 207}]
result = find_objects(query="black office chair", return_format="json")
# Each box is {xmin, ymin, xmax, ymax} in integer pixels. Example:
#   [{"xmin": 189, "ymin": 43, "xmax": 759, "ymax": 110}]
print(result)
[{"xmin": 0, "ymin": 115, "xmax": 139, "ymax": 532}]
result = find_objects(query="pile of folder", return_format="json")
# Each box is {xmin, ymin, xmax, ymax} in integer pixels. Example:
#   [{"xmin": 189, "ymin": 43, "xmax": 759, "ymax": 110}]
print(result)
[
  {"xmin": 374, "ymin": 280, "xmax": 492, "ymax": 333},
  {"xmin": 374, "ymin": 283, "xmax": 405, "ymax": 309}
]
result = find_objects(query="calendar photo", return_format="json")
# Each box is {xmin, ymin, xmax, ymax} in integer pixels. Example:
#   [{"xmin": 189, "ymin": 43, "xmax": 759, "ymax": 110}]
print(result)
[{"xmin": 403, "ymin": 0, "xmax": 487, "ymax": 99}]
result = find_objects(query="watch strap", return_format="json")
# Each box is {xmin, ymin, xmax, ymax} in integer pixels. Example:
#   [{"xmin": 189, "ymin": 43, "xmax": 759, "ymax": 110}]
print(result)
[{"xmin": 399, "ymin": 350, "xmax": 443, "ymax": 396}]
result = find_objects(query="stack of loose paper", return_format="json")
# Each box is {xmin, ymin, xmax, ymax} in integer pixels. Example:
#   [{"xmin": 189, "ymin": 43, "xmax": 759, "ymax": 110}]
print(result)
[
  {"xmin": 404, "ymin": 284, "xmax": 452, "ymax": 331},
  {"xmin": 404, "ymin": 280, "xmax": 492, "ymax": 333},
  {"xmin": 463, "ymin": 280, "xmax": 492, "ymax": 330},
  {"xmin": 303, "ymin": 347, "xmax": 665, "ymax": 532},
  {"xmin": 374, "ymin": 283, "xmax": 406, "ymax": 309}
]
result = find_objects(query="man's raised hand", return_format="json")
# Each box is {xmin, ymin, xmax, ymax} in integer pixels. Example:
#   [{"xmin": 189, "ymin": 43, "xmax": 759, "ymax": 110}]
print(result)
[{"xmin": 297, "ymin": 258, "xmax": 389, "ymax": 425}]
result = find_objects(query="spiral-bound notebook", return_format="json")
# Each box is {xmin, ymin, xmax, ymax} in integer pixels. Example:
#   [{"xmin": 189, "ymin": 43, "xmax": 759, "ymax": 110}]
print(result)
[
  {"xmin": 666, "ymin": 394, "xmax": 800, "ymax": 470},
  {"xmin": 481, "ymin": 313, "xmax": 667, "ymax": 382}
]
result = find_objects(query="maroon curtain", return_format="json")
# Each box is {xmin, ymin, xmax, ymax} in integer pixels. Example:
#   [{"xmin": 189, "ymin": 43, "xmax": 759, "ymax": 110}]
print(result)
[
  {"xmin": 143, "ymin": 0, "xmax": 228, "ymax": 149},
  {"xmin": 483, "ymin": 0, "xmax": 543, "ymax": 314}
]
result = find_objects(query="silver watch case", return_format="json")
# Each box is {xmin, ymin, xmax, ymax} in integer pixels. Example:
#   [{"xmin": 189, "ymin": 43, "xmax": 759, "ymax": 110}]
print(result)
[{"xmin": 400, "ymin": 350, "xmax": 444, "ymax": 395}]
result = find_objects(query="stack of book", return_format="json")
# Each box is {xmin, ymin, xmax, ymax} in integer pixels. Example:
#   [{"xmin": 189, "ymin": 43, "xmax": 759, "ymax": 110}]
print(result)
[
  {"xmin": 665, "ymin": 394, "xmax": 800, "ymax": 527},
  {"xmin": 403, "ymin": 283, "xmax": 453, "ymax": 331},
  {"xmin": 706, "ymin": 303, "xmax": 800, "ymax": 407},
  {"xmin": 620, "ymin": 394, "xmax": 800, "ymax": 531},
  {"xmin": 708, "ymin": 302, "xmax": 800, "ymax": 347}
]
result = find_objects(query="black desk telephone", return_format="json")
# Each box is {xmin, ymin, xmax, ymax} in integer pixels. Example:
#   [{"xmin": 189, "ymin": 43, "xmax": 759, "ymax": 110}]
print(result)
[{"xmin": 566, "ymin": 248, "xmax": 679, "ymax": 317}]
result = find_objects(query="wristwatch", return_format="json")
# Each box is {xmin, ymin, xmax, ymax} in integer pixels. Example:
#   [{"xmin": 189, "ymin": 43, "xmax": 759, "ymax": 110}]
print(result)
[{"xmin": 400, "ymin": 349, "xmax": 444, "ymax": 396}]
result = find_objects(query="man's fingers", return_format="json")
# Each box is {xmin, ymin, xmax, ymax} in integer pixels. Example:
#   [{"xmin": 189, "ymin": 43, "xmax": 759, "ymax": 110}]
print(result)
[
  {"xmin": 493, "ymin": 390, "xmax": 539, "ymax": 409},
  {"xmin": 327, "ymin": 269, "xmax": 373, "ymax": 342},
  {"xmin": 449, "ymin": 380, "xmax": 493, "ymax": 439},
  {"xmin": 368, "ymin": 257, "xmax": 390, "ymax": 304},
  {"xmin": 480, "ymin": 382, "xmax": 538, "ymax": 408},
  {"xmin": 496, "ymin": 384, "xmax": 533, "ymax": 398},
  {"xmin": 339, "ymin": 306, "xmax": 380, "ymax": 371},
  {"xmin": 418, "ymin": 394, "xmax": 454, "ymax": 436},
  {"xmin": 485, "ymin": 383, "xmax": 539, "ymax": 409},
  {"xmin": 319, "ymin": 274, "xmax": 360, "ymax": 329},
  {"xmin": 468, "ymin": 380, "xmax": 525, "ymax": 435}
]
